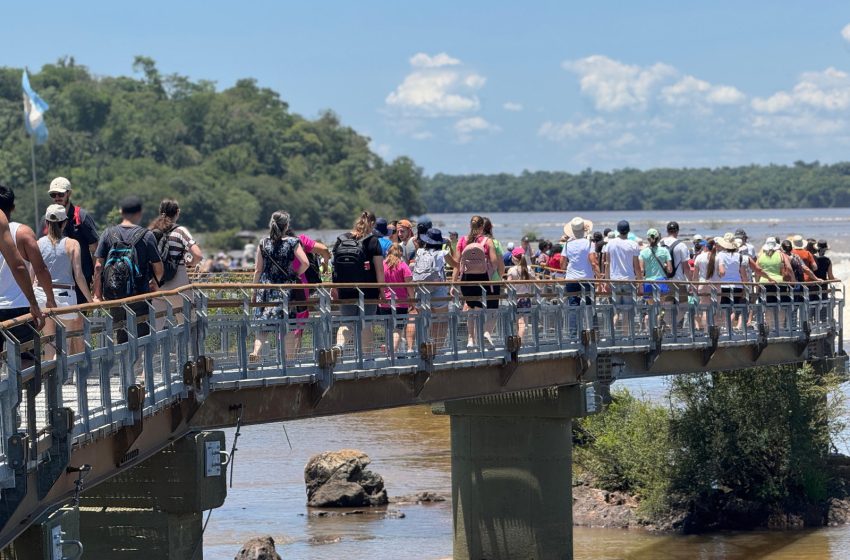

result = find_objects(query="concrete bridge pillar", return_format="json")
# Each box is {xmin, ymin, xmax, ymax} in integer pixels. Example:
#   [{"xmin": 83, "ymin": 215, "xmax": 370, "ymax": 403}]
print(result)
[
  {"xmin": 434, "ymin": 385, "xmax": 588, "ymax": 560},
  {"xmin": 77, "ymin": 431, "xmax": 227, "ymax": 559}
]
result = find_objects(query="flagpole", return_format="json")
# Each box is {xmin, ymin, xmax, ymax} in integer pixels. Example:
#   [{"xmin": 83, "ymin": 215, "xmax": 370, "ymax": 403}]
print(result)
[{"xmin": 29, "ymin": 134, "xmax": 38, "ymax": 230}]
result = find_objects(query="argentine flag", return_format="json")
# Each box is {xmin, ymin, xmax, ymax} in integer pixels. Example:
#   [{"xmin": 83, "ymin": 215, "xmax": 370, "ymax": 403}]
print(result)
[{"xmin": 22, "ymin": 70, "xmax": 48, "ymax": 145}]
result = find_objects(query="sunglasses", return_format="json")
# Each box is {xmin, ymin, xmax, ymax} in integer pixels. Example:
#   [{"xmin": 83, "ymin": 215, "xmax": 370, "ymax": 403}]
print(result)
[{"xmin": 49, "ymin": 192, "xmax": 66, "ymax": 198}]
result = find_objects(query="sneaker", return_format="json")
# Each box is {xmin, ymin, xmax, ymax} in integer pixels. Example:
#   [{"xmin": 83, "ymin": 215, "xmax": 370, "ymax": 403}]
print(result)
[
  {"xmin": 466, "ymin": 339, "xmax": 477, "ymax": 351},
  {"xmin": 483, "ymin": 332, "xmax": 495, "ymax": 349}
]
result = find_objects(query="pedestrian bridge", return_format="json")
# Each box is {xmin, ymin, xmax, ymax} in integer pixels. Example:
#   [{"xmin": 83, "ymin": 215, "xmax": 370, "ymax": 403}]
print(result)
[{"xmin": 0, "ymin": 278, "xmax": 844, "ymax": 556}]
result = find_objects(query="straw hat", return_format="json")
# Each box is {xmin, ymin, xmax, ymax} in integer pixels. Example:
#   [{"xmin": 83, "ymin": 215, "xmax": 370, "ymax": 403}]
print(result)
[
  {"xmin": 564, "ymin": 216, "xmax": 593, "ymax": 238},
  {"xmin": 791, "ymin": 234, "xmax": 805, "ymax": 249},
  {"xmin": 717, "ymin": 232, "xmax": 737, "ymax": 250}
]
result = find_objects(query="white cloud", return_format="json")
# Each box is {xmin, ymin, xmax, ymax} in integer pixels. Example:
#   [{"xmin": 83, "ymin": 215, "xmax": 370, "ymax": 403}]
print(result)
[
  {"xmin": 410, "ymin": 52, "xmax": 461, "ymax": 68},
  {"xmin": 563, "ymin": 55, "xmax": 676, "ymax": 111},
  {"xmin": 411, "ymin": 131, "xmax": 434, "ymax": 140},
  {"xmin": 842, "ymin": 24, "xmax": 850, "ymax": 43},
  {"xmin": 752, "ymin": 67, "xmax": 850, "ymax": 113},
  {"xmin": 454, "ymin": 116, "xmax": 500, "ymax": 142},
  {"xmin": 386, "ymin": 53, "xmax": 485, "ymax": 117},
  {"xmin": 661, "ymin": 76, "xmax": 745, "ymax": 107},
  {"xmin": 538, "ymin": 117, "xmax": 610, "ymax": 141},
  {"xmin": 503, "ymin": 101, "xmax": 523, "ymax": 112}
]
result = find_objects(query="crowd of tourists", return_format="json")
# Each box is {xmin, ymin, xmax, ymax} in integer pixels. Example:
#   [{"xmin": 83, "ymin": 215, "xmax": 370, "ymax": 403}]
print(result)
[{"xmin": 0, "ymin": 178, "xmax": 837, "ymax": 360}]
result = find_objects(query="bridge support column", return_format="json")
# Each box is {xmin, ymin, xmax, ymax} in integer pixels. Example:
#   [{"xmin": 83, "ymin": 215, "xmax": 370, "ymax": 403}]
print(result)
[
  {"xmin": 434, "ymin": 386, "xmax": 587, "ymax": 560},
  {"xmin": 77, "ymin": 431, "xmax": 227, "ymax": 559}
]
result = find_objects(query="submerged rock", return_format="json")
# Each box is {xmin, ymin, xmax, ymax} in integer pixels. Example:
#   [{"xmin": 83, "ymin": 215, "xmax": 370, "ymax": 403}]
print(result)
[
  {"xmin": 304, "ymin": 449, "xmax": 388, "ymax": 507},
  {"xmin": 390, "ymin": 491, "xmax": 448, "ymax": 504},
  {"xmin": 234, "ymin": 536, "xmax": 282, "ymax": 560}
]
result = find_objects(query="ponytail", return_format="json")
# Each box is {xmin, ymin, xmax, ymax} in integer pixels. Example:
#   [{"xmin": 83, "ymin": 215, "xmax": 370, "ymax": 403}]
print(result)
[{"xmin": 351, "ymin": 211, "xmax": 376, "ymax": 240}]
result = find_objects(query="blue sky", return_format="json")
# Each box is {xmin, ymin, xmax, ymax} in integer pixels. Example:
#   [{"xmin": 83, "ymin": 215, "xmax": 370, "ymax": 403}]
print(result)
[{"xmin": 5, "ymin": 1, "xmax": 850, "ymax": 175}]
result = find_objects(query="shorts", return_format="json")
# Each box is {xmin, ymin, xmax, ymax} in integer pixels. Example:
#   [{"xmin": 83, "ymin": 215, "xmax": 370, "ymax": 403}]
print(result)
[
  {"xmin": 35, "ymin": 286, "xmax": 79, "ymax": 320},
  {"xmin": 112, "ymin": 300, "xmax": 152, "ymax": 344},
  {"xmin": 720, "ymin": 287, "xmax": 745, "ymax": 305},
  {"xmin": 377, "ymin": 306, "xmax": 409, "ymax": 329},
  {"xmin": 461, "ymin": 273, "xmax": 499, "ymax": 309},
  {"xmin": 340, "ymin": 303, "xmax": 378, "ymax": 318}
]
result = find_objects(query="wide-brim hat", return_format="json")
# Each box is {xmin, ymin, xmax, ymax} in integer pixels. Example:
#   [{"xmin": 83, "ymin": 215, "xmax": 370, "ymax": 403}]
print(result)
[
  {"xmin": 419, "ymin": 227, "xmax": 445, "ymax": 246},
  {"xmin": 717, "ymin": 233, "xmax": 737, "ymax": 250},
  {"xmin": 791, "ymin": 234, "xmax": 805, "ymax": 249},
  {"xmin": 564, "ymin": 217, "xmax": 593, "ymax": 237}
]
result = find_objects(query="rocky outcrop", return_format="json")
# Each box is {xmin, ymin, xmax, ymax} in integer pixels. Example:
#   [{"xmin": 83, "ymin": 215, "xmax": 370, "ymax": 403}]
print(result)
[
  {"xmin": 304, "ymin": 450, "xmax": 388, "ymax": 508},
  {"xmin": 390, "ymin": 491, "xmax": 448, "ymax": 504},
  {"xmin": 827, "ymin": 497, "xmax": 850, "ymax": 526},
  {"xmin": 572, "ymin": 483, "xmax": 640, "ymax": 529},
  {"xmin": 234, "ymin": 536, "xmax": 282, "ymax": 560}
]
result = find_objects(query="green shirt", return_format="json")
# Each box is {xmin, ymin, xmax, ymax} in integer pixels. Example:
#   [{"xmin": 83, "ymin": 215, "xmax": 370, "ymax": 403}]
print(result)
[{"xmin": 639, "ymin": 246, "xmax": 671, "ymax": 280}]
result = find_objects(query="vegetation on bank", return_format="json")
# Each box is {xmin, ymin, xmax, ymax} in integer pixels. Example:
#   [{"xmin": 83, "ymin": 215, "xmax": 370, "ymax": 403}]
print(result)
[
  {"xmin": 423, "ymin": 164, "xmax": 850, "ymax": 213},
  {"xmin": 0, "ymin": 57, "xmax": 424, "ymax": 231},
  {"xmin": 573, "ymin": 364, "xmax": 848, "ymax": 529}
]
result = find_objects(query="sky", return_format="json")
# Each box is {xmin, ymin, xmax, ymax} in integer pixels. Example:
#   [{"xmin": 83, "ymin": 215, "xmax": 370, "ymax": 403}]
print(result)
[{"xmin": 5, "ymin": 0, "xmax": 850, "ymax": 175}]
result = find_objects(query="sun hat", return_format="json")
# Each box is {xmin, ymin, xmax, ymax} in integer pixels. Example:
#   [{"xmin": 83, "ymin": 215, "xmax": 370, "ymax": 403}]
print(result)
[
  {"xmin": 817, "ymin": 239, "xmax": 829, "ymax": 249},
  {"xmin": 717, "ymin": 232, "xmax": 737, "ymax": 250},
  {"xmin": 48, "ymin": 177, "xmax": 71, "ymax": 194},
  {"xmin": 511, "ymin": 247, "xmax": 525, "ymax": 258},
  {"xmin": 735, "ymin": 228, "xmax": 748, "ymax": 239},
  {"xmin": 616, "ymin": 220, "xmax": 630, "ymax": 235},
  {"xmin": 419, "ymin": 227, "xmax": 445, "ymax": 246},
  {"xmin": 791, "ymin": 234, "xmax": 805, "ymax": 249},
  {"xmin": 565, "ymin": 216, "xmax": 592, "ymax": 238},
  {"xmin": 506, "ymin": 241, "xmax": 515, "ymax": 251},
  {"xmin": 646, "ymin": 228, "xmax": 660, "ymax": 239},
  {"xmin": 44, "ymin": 204, "xmax": 68, "ymax": 222},
  {"xmin": 374, "ymin": 217, "xmax": 389, "ymax": 237},
  {"xmin": 763, "ymin": 239, "xmax": 778, "ymax": 252}
]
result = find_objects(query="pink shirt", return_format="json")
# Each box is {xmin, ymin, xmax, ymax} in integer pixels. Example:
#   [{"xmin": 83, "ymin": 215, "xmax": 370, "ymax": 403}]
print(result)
[{"xmin": 381, "ymin": 261, "xmax": 412, "ymax": 308}]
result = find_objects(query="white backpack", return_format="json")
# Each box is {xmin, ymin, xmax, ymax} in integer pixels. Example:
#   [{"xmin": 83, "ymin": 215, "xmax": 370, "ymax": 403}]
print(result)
[{"xmin": 412, "ymin": 248, "xmax": 444, "ymax": 282}]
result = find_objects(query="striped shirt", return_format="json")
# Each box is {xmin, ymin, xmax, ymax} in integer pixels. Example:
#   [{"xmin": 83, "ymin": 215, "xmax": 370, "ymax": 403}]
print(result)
[{"xmin": 167, "ymin": 226, "xmax": 195, "ymax": 265}]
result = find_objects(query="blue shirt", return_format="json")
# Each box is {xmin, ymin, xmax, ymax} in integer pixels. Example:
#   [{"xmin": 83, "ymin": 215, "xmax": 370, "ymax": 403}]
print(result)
[{"xmin": 377, "ymin": 236, "xmax": 392, "ymax": 256}]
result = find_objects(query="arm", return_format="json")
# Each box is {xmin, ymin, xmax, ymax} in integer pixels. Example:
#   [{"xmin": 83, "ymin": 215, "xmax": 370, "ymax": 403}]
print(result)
[
  {"xmin": 405, "ymin": 271, "xmax": 414, "ymax": 306},
  {"xmin": 747, "ymin": 256, "xmax": 772, "ymax": 283},
  {"xmin": 312, "ymin": 242, "xmax": 331, "ymax": 274},
  {"xmin": 0, "ymin": 217, "xmax": 44, "ymax": 328},
  {"xmin": 93, "ymin": 258, "xmax": 104, "ymax": 300},
  {"xmin": 150, "ymin": 261, "xmax": 164, "ymax": 289},
  {"xmin": 68, "ymin": 239, "xmax": 92, "ymax": 302},
  {"xmin": 294, "ymin": 244, "xmax": 309, "ymax": 276},
  {"xmin": 633, "ymin": 255, "xmax": 643, "ymax": 281},
  {"xmin": 489, "ymin": 240, "xmax": 504, "ymax": 278},
  {"xmin": 589, "ymin": 252, "xmax": 601, "ymax": 278},
  {"xmin": 18, "ymin": 227, "xmax": 57, "ymax": 308},
  {"xmin": 188, "ymin": 243, "xmax": 203, "ymax": 267},
  {"xmin": 252, "ymin": 246, "xmax": 263, "ymax": 283},
  {"xmin": 638, "ymin": 256, "xmax": 646, "ymax": 278},
  {"xmin": 663, "ymin": 254, "xmax": 673, "ymax": 276},
  {"xmin": 373, "ymin": 255, "xmax": 385, "ymax": 299}
]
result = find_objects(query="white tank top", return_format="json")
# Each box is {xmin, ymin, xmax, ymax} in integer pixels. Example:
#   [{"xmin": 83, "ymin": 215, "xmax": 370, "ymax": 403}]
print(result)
[{"xmin": 0, "ymin": 222, "xmax": 32, "ymax": 309}]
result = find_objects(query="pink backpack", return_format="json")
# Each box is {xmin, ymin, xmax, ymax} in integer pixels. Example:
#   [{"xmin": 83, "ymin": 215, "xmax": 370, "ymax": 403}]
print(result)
[{"xmin": 460, "ymin": 238, "xmax": 490, "ymax": 275}]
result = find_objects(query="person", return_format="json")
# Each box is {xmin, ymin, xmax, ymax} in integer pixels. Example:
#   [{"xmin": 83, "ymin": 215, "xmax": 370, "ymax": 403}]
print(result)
[
  {"xmin": 605, "ymin": 220, "xmax": 642, "ymax": 329},
  {"xmin": 692, "ymin": 238, "xmax": 713, "ymax": 329},
  {"xmin": 445, "ymin": 231, "xmax": 459, "ymax": 260},
  {"xmin": 562, "ymin": 217, "xmax": 601, "ymax": 305},
  {"xmin": 482, "ymin": 217, "xmax": 507, "ymax": 281},
  {"xmin": 332, "ymin": 211, "xmax": 385, "ymax": 353},
  {"xmin": 93, "ymin": 196, "xmax": 163, "ymax": 344},
  {"xmin": 503, "ymin": 242, "xmax": 515, "ymax": 267},
  {"xmin": 44, "ymin": 177, "xmax": 99, "ymax": 308},
  {"xmin": 396, "ymin": 219, "xmax": 416, "ymax": 263},
  {"xmin": 548, "ymin": 244, "xmax": 565, "ymax": 278},
  {"xmin": 249, "ymin": 211, "xmax": 308, "ymax": 362},
  {"xmin": 714, "ymin": 233, "xmax": 748, "ymax": 330},
  {"xmin": 148, "ymin": 199, "xmax": 203, "ymax": 327},
  {"xmin": 374, "ymin": 218, "xmax": 393, "ymax": 256},
  {"xmin": 661, "ymin": 221, "xmax": 692, "ymax": 316},
  {"xmin": 506, "ymin": 246, "xmax": 535, "ymax": 338},
  {"xmin": 36, "ymin": 204, "xmax": 93, "ymax": 359},
  {"xmin": 735, "ymin": 228, "xmax": 755, "ymax": 257},
  {"xmin": 756, "ymin": 237, "xmax": 790, "ymax": 326},
  {"xmin": 454, "ymin": 215, "xmax": 501, "ymax": 350},
  {"xmin": 378, "ymin": 244, "xmax": 414, "ymax": 353},
  {"xmin": 0, "ymin": 185, "xmax": 46, "ymax": 356},
  {"xmin": 781, "ymin": 238, "xmax": 814, "ymax": 307},
  {"xmin": 813, "ymin": 240, "xmax": 834, "ymax": 282},
  {"xmin": 414, "ymin": 228, "xmax": 453, "ymax": 346},
  {"xmin": 639, "ymin": 228, "xmax": 672, "ymax": 295}
]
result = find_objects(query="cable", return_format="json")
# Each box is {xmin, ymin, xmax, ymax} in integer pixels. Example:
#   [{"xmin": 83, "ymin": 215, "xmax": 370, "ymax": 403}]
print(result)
[{"xmin": 228, "ymin": 404, "xmax": 243, "ymax": 489}]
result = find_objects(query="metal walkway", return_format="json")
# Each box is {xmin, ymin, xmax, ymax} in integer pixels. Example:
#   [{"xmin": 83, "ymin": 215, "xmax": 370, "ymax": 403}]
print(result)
[{"xmin": 0, "ymin": 278, "xmax": 843, "ymax": 548}]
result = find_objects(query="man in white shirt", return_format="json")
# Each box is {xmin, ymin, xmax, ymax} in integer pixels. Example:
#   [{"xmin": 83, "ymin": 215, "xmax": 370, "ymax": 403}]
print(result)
[
  {"xmin": 605, "ymin": 220, "xmax": 641, "ymax": 330},
  {"xmin": 662, "ymin": 221, "xmax": 693, "ymax": 326}
]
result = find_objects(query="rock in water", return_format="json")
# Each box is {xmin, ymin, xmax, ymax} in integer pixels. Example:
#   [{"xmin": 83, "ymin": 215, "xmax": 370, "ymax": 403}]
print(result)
[
  {"xmin": 235, "ymin": 536, "xmax": 282, "ymax": 560},
  {"xmin": 304, "ymin": 449, "xmax": 389, "ymax": 507}
]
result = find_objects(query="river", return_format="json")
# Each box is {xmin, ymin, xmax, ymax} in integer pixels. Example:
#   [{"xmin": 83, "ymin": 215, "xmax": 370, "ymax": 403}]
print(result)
[{"xmin": 204, "ymin": 209, "xmax": 850, "ymax": 559}]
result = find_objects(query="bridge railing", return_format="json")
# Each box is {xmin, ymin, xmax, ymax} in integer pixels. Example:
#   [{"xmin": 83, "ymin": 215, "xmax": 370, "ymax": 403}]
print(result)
[{"xmin": 0, "ymin": 278, "xmax": 843, "ymax": 489}]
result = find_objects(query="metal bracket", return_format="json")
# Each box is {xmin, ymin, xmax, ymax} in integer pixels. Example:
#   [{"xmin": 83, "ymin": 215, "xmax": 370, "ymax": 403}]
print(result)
[
  {"xmin": 752, "ymin": 323, "xmax": 769, "ymax": 361},
  {"xmin": 113, "ymin": 384, "xmax": 145, "ymax": 467},
  {"xmin": 411, "ymin": 370, "xmax": 430, "ymax": 397},
  {"xmin": 0, "ymin": 433, "xmax": 29, "ymax": 534},
  {"xmin": 37, "ymin": 408, "xmax": 74, "ymax": 500},
  {"xmin": 703, "ymin": 325, "xmax": 720, "ymax": 366},
  {"xmin": 796, "ymin": 320, "xmax": 811, "ymax": 357}
]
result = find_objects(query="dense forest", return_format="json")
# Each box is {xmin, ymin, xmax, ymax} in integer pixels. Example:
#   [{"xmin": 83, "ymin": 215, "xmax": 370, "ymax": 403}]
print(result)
[
  {"xmin": 423, "ymin": 163, "xmax": 850, "ymax": 213},
  {"xmin": 0, "ymin": 57, "xmax": 424, "ymax": 232}
]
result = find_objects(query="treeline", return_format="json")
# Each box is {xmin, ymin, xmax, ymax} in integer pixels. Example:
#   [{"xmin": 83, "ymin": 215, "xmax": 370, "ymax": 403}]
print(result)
[
  {"xmin": 423, "ymin": 163, "xmax": 850, "ymax": 212},
  {"xmin": 0, "ymin": 57, "xmax": 424, "ymax": 232}
]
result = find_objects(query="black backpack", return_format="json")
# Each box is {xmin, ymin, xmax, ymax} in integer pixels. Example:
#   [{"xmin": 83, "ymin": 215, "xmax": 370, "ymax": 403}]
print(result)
[
  {"xmin": 660, "ymin": 239, "xmax": 681, "ymax": 279},
  {"xmin": 304, "ymin": 252, "xmax": 323, "ymax": 284},
  {"xmin": 152, "ymin": 224, "xmax": 181, "ymax": 285},
  {"xmin": 102, "ymin": 226, "xmax": 148, "ymax": 300},
  {"xmin": 332, "ymin": 234, "xmax": 372, "ymax": 283}
]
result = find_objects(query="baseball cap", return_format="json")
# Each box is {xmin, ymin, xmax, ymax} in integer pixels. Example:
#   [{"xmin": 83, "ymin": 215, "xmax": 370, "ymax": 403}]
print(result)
[
  {"xmin": 506, "ymin": 242, "xmax": 515, "ymax": 250},
  {"xmin": 511, "ymin": 247, "xmax": 525, "ymax": 258},
  {"xmin": 617, "ymin": 220, "xmax": 630, "ymax": 235},
  {"xmin": 44, "ymin": 204, "xmax": 68, "ymax": 222},
  {"xmin": 646, "ymin": 228, "xmax": 660, "ymax": 239},
  {"xmin": 735, "ymin": 228, "xmax": 748, "ymax": 238},
  {"xmin": 120, "ymin": 195, "xmax": 143, "ymax": 214},
  {"xmin": 666, "ymin": 221, "xmax": 679, "ymax": 232},
  {"xmin": 397, "ymin": 219, "xmax": 413, "ymax": 229},
  {"xmin": 374, "ymin": 217, "xmax": 389, "ymax": 236},
  {"xmin": 48, "ymin": 177, "xmax": 71, "ymax": 194}
]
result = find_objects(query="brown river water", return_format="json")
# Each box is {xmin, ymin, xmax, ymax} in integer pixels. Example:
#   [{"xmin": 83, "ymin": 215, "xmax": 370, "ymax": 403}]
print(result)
[{"xmin": 203, "ymin": 210, "xmax": 850, "ymax": 558}]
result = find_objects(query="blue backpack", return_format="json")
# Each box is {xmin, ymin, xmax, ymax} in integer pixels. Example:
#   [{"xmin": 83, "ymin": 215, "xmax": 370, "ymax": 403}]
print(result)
[{"xmin": 102, "ymin": 227, "xmax": 148, "ymax": 300}]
